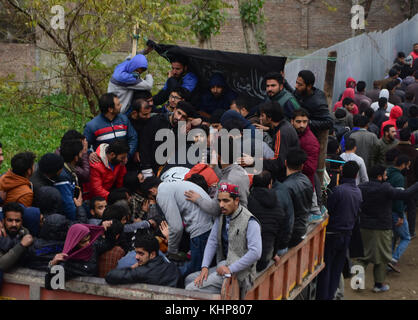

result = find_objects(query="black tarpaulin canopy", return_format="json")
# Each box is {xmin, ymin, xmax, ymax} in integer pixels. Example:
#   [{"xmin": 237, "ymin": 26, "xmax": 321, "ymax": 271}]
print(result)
[{"xmin": 149, "ymin": 40, "xmax": 287, "ymax": 105}]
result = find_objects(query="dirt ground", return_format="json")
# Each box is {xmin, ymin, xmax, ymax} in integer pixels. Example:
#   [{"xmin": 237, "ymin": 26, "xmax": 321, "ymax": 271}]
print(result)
[{"xmin": 344, "ymin": 224, "xmax": 418, "ymax": 300}]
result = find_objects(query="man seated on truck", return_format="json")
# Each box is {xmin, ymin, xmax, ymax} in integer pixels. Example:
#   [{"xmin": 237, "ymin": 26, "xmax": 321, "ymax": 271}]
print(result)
[
  {"xmin": 184, "ymin": 183, "xmax": 262, "ymax": 298},
  {"xmin": 0, "ymin": 202, "xmax": 34, "ymax": 272},
  {"xmin": 105, "ymin": 231, "xmax": 181, "ymax": 287}
]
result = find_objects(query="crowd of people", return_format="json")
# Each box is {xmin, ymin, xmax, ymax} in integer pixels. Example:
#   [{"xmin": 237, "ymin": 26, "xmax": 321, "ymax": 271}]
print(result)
[{"xmin": 0, "ymin": 42, "xmax": 418, "ymax": 300}]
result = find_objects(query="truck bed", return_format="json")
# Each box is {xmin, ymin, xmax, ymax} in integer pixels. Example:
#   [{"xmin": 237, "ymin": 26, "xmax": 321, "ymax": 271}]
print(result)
[{"xmin": 0, "ymin": 216, "xmax": 328, "ymax": 300}]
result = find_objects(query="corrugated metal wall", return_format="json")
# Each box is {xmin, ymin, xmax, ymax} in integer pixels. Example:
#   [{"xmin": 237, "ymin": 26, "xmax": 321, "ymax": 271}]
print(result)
[{"xmin": 284, "ymin": 13, "xmax": 418, "ymax": 107}]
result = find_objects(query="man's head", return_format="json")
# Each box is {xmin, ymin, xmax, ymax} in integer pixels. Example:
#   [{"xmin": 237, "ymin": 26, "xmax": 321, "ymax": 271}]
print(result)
[
  {"xmin": 168, "ymin": 87, "xmax": 190, "ymax": 111},
  {"xmin": 406, "ymin": 91, "xmax": 415, "ymax": 103},
  {"xmin": 342, "ymin": 161, "xmax": 360, "ymax": 180},
  {"xmin": 11, "ymin": 152, "xmax": 36, "ymax": 179},
  {"xmin": 291, "ymin": 108, "xmax": 310, "ymax": 134},
  {"xmin": 388, "ymin": 68, "xmax": 399, "ymax": 79},
  {"xmin": 140, "ymin": 176, "xmax": 162, "ymax": 198},
  {"xmin": 386, "ymin": 80, "xmax": 397, "ymax": 94},
  {"xmin": 123, "ymin": 171, "xmax": 143, "ymax": 194},
  {"xmin": 134, "ymin": 233, "xmax": 159, "ymax": 266},
  {"xmin": 171, "ymin": 101, "xmax": 195, "ymax": 127},
  {"xmin": 378, "ymin": 97, "xmax": 388, "ymax": 110},
  {"xmin": 60, "ymin": 140, "xmax": 83, "ymax": 165},
  {"xmin": 186, "ymin": 174, "xmax": 209, "ymax": 194},
  {"xmin": 385, "ymin": 148, "xmax": 401, "ymax": 166},
  {"xmin": 369, "ymin": 165, "xmax": 387, "ymax": 181},
  {"xmin": 3, "ymin": 202, "xmax": 24, "ymax": 237},
  {"xmin": 399, "ymin": 127, "xmax": 412, "ymax": 143},
  {"xmin": 209, "ymin": 73, "xmax": 227, "ymax": 98},
  {"xmin": 342, "ymin": 97, "xmax": 355, "ymax": 112},
  {"xmin": 133, "ymin": 90, "xmax": 154, "ymax": 107},
  {"xmin": 413, "ymin": 43, "xmax": 418, "ymax": 54},
  {"xmin": 382, "ymin": 124, "xmax": 396, "ymax": 142},
  {"xmin": 107, "ymin": 187, "xmax": 130, "ymax": 206},
  {"xmin": 264, "ymin": 72, "xmax": 284, "ymax": 97},
  {"xmin": 99, "ymin": 93, "xmax": 121, "ymax": 116},
  {"xmin": 394, "ymin": 154, "xmax": 411, "ymax": 171},
  {"xmin": 259, "ymin": 101, "xmax": 284, "ymax": 126},
  {"xmin": 217, "ymin": 183, "xmax": 240, "ymax": 215},
  {"xmin": 285, "ymin": 148, "xmax": 307, "ymax": 172},
  {"xmin": 295, "ymin": 70, "xmax": 315, "ymax": 96},
  {"xmin": 38, "ymin": 153, "xmax": 64, "ymax": 179},
  {"xmin": 252, "ymin": 170, "xmax": 273, "ymax": 189},
  {"xmin": 105, "ymin": 139, "xmax": 129, "ymax": 166},
  {"xmin": 345, "ymin": 138, "xmax": 357, "ymax": 152},
  {"xmin": 102, "ymin": 203, "xmax": 129, "ymax": 225},
  {"xmin": 131, "ymin": 98, "xmax": 152, "ymax": 120},
  {"xmin": 61, "ymin": 130, "xmax": 85, "ymax": 146},
  {"xmin": 356, "ymin": 81, "xmax": 366, "ymax": 93},
  {"xmin": 0, "ymin": 141, "xmax": 3, "ymax": 168},
  {"xmin": 90, "ymin": 196, "xmax": 107, "ymax": 219},
  {"xmin": 363, "ymin": 107, "xmax": 374, "ymax": 121},
  {"xmin": 209, "ymin": 109, "xmax": 226, "ymax": 131},
  {"xmin": 353, "ymin": 114, "xmax": 369, "ymax": 128},
  {"xmin": 231, "ymin": 95, "xmax": 251, "ymax": 118},
  {"xmin": 169, "ymin": 55, "xmax": 188, "ymax": 78}
]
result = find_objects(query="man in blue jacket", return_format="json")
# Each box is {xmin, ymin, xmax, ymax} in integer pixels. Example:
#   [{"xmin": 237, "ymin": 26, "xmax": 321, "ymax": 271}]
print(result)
[
  {"xmin": 152, "ymin": 55, "xmax": 198, "ymax": 107},
  {"xmin": 84, "ymin": 93, "xmax": 138, "ymax": 162},
  {"xmin": 316, "ymin": 161, "xmax": 362, "ymax": 300}
]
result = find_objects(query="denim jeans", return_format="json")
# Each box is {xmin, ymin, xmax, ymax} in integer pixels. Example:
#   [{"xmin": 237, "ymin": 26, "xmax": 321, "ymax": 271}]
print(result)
[
  {"xmin": 392, "ymin": 212, "xmax": 411, "ymax": 262},
  {"xmin": 179, "ymin": 230, "xmax": 211, "ymax": 277}
]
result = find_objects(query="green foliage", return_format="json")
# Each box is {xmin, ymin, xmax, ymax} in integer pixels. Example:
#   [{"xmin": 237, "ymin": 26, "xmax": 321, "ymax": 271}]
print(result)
[
  {"xmin": 189, "ymin": 0, "xmax": 231, "ymax": 41},
  {"xmin": 239, "ymin": 0, "xmax": 265, "ymax": 25},
  {"xmin": 0, "ymin": 79, "xmax": 89, "ymax": 174}
]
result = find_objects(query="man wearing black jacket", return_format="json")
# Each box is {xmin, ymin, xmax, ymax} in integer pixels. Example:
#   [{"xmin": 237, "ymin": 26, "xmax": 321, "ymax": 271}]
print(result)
[
  {"xmin": 294, "ymin": 70, "xmax": 333, "ymax": 136},
  {"xmin": 139, "ymin": 101, "xmax": 198, "ymax": 177},
  {"xmin": 316, "ymin": 161, "xmax": 362, "ymax": 300},
  {"xmin": 247, "ymin": 171, "xmax": 289, "ymax": 272},
  {"xmin": 357, "ymin": 165, "xmax": 418, "ymax": 293},
  {"xmin": 105, "ymin": 232, "xmax": 180, "ymax": 287}
]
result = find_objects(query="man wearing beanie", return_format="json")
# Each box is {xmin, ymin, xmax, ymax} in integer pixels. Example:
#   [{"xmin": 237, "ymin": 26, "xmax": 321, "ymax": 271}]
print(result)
[
  {"xmin": 139, "ymin": 101, "xmax": 200, "ymax": 177},
  {"xmin": 31, "ymin": 153, "xmax": 64, "ymax": 207}
]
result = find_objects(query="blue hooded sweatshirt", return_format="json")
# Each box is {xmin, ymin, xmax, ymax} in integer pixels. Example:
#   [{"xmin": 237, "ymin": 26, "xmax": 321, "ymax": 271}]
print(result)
[
  {"xmin": 22, "ymin": 206, "xmax": 41, "ymax": 237},
  {"xmin": 111, "ymin": 54, "xmax": 148, "ymax": 86}
]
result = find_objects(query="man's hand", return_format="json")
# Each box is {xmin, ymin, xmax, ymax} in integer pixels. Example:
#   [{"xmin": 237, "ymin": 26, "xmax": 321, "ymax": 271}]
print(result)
[
  {"xmin": 102, "ymin": 220, "xmax": 113, "ymax": 231},
  {"xmin": 190, "ymin": 118, "xmax": 203, "ymax": 127},
  {"xmin": 89, "ymin": 152, "xmax": 101, "ymax": 164},
  {"xmin": 148, "ymin": 219, "xmax": 157, "ymax": 229},
  {"xmin": 133, "ymin": 151, "xmax": 141, "ymax": 163},
  {"xmin": 20, "ymin": 234, "xmax": 33, "ymax": 247},
  {"xmin": 185, "ymin": 190, "xmax": 201, "ymax": 203},
  {"xmin": 396, "ymin": 218, "xmax": 404, "ymax": 227},
  {"xmin": 216, "ymin": 265, "xmax": 231, "ymax": 276},
  {"xmin": 50, "ymin": 253, "xmax": 68, "ymax": 266},
  {"xmin": 73, "ymin": 191, "xmax": 83, "ymax": 208},
  {"xmin": 168, "ymin": 70, "xmax": 174, "ymax": 78},
  {"xmin": 194, "ymin": 267, "xmax": 209, "ymax": 287},
  {"xmin": 238, "ymin": 153, "xmax": 255, "ymax": 167},
  {"xmin": 0, "ymin": 221, "xmax": 6, "ymax": 237},
  {"xmin": 159, "ymin": 220, "xmax": 169, "ymax": 240},
  {"xmin": 254, "ymin": 123, "xmax": 269, "ymax": 131},
  {"xmin": 131, "ymin": 262, "xmax": 139, "ymax": 269},
  {"xmin": 273, "ymin": 255, "xmax": 281, "ymax": 266},
  {"xmin": 82, "ymin": 138, "xmax": 88, "ymax": 154},
  {"xmin": 141, "ymin": 199, "xmax": 150, "ymax": 213}
]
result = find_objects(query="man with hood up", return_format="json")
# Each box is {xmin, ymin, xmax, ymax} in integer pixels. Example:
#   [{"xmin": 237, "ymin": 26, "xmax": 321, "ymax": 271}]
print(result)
[
  {"xmin": 370, "ymin": 89, "xmax": 394, "ymax": 113},
  {"xmin": 380, "ymin": 106, "xmax": 403, "ymax": 138},
  {"xmin": 107, "ymin": 54, "xmax": 154, "ymax": 114},
  {"xmin": 198, "ymin": 73, "xmax": 237, "ymax": 116}
]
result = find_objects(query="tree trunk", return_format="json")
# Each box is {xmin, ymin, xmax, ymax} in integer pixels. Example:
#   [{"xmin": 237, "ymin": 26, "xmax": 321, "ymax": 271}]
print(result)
[
  {"xmin": 198, "ymin": 37, "xmax": 213, "ymax": 49},
  {"xmin": 237, "ymin": 0, "xmax": 260, "ymax": 54}
]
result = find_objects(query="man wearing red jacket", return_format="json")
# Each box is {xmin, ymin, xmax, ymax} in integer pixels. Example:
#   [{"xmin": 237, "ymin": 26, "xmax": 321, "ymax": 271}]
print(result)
[
  {"xmin": 85, "ymin": 139, "xmax": 129, "ymax": 200},
  {"xmin": 291, "ymin": 108, "xmax": 322, "ymax": 222}
]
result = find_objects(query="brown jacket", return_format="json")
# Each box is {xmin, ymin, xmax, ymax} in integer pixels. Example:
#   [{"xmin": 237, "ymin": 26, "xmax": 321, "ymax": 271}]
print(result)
[{"xmin": 0, "ymin": 170, "xmax": 33, "ymax": 207}]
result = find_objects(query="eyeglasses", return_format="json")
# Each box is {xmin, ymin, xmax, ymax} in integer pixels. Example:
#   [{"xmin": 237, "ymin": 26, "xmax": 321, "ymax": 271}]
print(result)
[{"xmin": 169, "ymin": 94, "xmax": 182, "ymax": 101}]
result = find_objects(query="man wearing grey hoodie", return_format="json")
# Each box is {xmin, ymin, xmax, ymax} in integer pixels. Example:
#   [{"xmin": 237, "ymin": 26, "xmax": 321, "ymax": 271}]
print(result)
[{"xmin": 151, "ymin": 178, "xmax": 214, "ymax": 277}]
